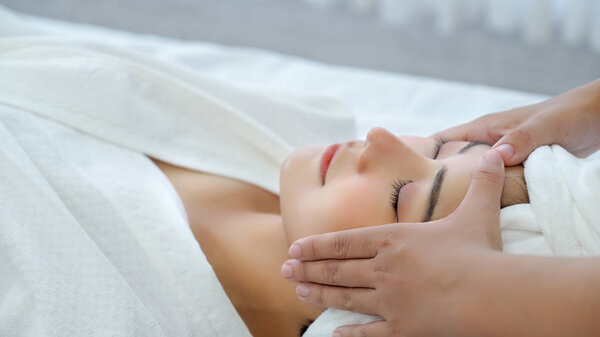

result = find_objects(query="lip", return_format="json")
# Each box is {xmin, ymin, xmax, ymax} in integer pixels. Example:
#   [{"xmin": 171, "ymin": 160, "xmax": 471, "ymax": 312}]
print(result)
[{"xmin": 320, "ymin": 143, "xmax": 341, "ymax": 185}]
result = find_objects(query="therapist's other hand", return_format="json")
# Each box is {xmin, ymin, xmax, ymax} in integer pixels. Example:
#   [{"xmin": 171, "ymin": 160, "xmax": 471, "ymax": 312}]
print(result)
[
  {"xmin": 433, "ymin": 79, "xmax": 600, "ymax": 166},
  {"xmin": 281, "ymin": 149, "xmax": 505, "ymax": 337}
]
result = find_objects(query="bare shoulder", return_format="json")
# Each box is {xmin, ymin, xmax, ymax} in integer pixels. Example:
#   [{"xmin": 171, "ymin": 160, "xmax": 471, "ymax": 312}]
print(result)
[{"xmin": 149, "ymin": 157, "xmax": 280, "ymax": 215}]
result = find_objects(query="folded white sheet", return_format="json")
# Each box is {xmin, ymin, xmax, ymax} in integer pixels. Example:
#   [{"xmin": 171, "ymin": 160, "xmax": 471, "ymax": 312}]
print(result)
[
  {"xmin": 0, "ymin": 103, "xmax": 244, "ymax": 337},
  {"xmin": 0, "ymin": 6, "xmax": 358, "ymax": 336},
  {"xmin": 0, "ymin": 35, "xmax": 355, "ymax": 194}
]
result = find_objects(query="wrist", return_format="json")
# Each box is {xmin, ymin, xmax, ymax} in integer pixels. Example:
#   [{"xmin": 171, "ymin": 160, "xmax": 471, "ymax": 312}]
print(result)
[
  {"xmin": 538, "ymin": 79, "xmax": 600, "ymax": 156},
  {"xmin": 449, "ymin": 251, "xmax": 507, "ymax": 337},
  {"xmin": 585, "ymin": 79, "xmax": 600, "ymax": 113},
  {"xmin": 451, "ymin": 252, "xmax": 600, "ymax": 337},
  {"xmin": 557, "ymin": 78, "xmax": 600, "ymax": 115}
]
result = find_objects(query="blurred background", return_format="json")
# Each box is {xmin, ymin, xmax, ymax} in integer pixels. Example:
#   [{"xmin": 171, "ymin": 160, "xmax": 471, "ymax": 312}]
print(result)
[{"xmin": 2, "ymin": 0, "xmax": 599, "ymax": 95}]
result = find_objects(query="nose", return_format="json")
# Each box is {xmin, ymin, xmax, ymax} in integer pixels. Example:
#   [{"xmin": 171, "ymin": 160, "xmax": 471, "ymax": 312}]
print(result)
[
  {"xmin": 357, "ymin": 127, "xmax": 424, "ymax": 172},
  {"xmin": 364, "ymin": 127, "xmax": 394, "ymax": 147},
  {"xmin": 347, "ymin": 140, "xmax": 364, "ymax": 148}
]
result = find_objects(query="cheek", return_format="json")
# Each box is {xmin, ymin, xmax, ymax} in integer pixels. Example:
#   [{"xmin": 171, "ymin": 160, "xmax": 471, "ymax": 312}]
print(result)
[
  {"xmin": 282, "ymin": 175, "xmax": 391, "ymax": 244},
  {"xmin": 327, "ymin": 187, "xmax": 382, "ymax": 230},
  {"xmin": 280, "ymin": 147, "xmax": 322, "ymax": 190}
]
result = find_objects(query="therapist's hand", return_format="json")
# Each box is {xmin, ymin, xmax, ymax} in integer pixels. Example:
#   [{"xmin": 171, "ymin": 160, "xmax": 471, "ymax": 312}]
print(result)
[
  {"xmin": 281, "ymin": 149, "xmax": 505, "ymax": 337},
  {"xmin": 432, "ymin": 79, "xmax": 600, "ymax": 166}
]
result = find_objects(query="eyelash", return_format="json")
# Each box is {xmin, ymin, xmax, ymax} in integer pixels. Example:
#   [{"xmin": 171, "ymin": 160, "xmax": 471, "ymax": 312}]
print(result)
[
  {"xmin": 389, "ymin": 179, "xmax": 410, "ymax": 221},
  {"xmin": 389, "ymin": 140, "xmax": 444, "ymax": 220}
]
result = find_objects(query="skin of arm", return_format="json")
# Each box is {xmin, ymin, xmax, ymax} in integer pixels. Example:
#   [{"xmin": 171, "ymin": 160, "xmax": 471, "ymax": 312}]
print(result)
[
  {"xmin": 437, "ymin": 78, "xmax": 600, "ymax": 336},
  {"xmin": 458, "ymin": 253, "xmax": 600, "ymax": 337},
  {"xmin": 435, "ymin": 78, "xmax": 600, "ymax": 336},
  {"xmin": 434, "ymin": 78, "xmax": 600, "ymax": 166}
]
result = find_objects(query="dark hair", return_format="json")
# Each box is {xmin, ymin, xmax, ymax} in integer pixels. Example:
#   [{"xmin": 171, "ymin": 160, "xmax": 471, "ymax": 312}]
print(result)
[{"xmin": 300, "ymin": 319, "xmax": 314, "ymax": 336}]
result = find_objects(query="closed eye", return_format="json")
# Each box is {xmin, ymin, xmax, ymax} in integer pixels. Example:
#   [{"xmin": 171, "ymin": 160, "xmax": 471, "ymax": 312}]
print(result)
[
  {"xmin": 390, "ymin": 139, "xmax": 443, "ymax": 221},
  {"xmin": 389, "ymin": 179, "xmax": 410, "ymax": 222}
]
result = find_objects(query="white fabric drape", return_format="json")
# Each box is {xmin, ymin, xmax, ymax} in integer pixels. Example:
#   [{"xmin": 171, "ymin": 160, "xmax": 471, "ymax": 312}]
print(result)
[
  {"xmin": 301, "ymin": 0, "xmax": 600, "ymax": 53},
  {"xmin": 0, "ymin": 7, "xmax": 357, "ymax": 336}
]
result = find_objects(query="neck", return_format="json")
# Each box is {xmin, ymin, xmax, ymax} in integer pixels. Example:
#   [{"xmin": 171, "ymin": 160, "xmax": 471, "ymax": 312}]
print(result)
[{"xmin": 501, "ymin": 165, "xmax": 529, "ymax": 208}]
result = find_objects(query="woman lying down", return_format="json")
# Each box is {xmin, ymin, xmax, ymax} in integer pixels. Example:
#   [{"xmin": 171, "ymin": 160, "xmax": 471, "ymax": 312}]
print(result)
[
  {"xmin": 152, "ymin": 128, "xmax": 530, "ymax": 336},
  {"xmin": 0, "ymin": 37, "xmax": 597, "ymax": 337}
]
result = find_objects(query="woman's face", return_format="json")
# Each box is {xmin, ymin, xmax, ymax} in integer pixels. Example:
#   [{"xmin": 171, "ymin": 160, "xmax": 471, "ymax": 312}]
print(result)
[{"xmin": 279, "ymin": 127, "xmax": 491, "ymax": 243}]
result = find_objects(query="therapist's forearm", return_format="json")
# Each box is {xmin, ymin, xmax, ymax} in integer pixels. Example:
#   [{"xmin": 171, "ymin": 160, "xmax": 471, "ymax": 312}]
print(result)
[{"xmin": 456, "ymin": 254, "xmax": 600, "ymax": 337}]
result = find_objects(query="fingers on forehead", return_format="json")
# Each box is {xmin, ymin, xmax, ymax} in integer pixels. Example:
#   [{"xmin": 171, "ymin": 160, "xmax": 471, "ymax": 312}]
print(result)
[
  {"xmin": 434, "ymin": 125, "xmax": 471, "ymax": 142},
  {"xmin": 434, "ymin": 119, "xmax": 489, "ymax": 143}
]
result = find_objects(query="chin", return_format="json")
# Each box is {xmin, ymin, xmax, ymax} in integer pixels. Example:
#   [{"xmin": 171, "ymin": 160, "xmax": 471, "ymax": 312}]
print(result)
[
  {"xmin": 279, "ymin": 146, "xmax": 323, "ymax": 240},
  {"xmin": 280, "ymin": 146, "xmax": 322, "ymax": 191}
]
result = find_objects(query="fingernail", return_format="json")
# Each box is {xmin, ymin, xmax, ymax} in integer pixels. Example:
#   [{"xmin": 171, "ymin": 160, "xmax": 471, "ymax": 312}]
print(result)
[
  {"xmin": 289, "ymin": 243, "xmax": 301, "ymax": 258},
  {"xmin": 296, "ymin": 284, "xmax": 310, "ymax": 297},
  {"xmin": 332, "ymin": 333, "xmax": 341, "ymax": 337},
  {"xmin": 494, "ymin": 144, "xmax": 514, "ymax": 161},
  {"xmin": 481, "ymin": 149, "xmax": 503, "ymax": 165},
  {"xmin": 281, "ymin": 261, "xmax": 293, "ymax": 279}
]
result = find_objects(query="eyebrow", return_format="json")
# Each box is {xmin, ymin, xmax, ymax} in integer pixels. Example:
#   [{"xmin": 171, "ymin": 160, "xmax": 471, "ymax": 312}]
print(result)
[
  {"xmin": 423, "ymin": 141, "xmax": 489, "ymax": 221},
  {"xmin": 457, "ymin": 141, "xmax": 489, "ymax": 154},
  {"xmin": 424, "ymin": 166, "xmax": 446, "ymax": 222}
]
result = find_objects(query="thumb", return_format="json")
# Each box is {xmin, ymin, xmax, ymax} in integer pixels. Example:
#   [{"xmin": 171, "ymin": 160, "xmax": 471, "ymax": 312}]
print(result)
[
  {"xmin": 458, "ymin": 149, "xmax": 505, "ymax": 214},
  {"xmin": 454, "ymin": 149, "xmax": 505, "ymax": 249},
  {"xmin": 492, "ymin": 121, "xmax": 546, "ymax": 166}
]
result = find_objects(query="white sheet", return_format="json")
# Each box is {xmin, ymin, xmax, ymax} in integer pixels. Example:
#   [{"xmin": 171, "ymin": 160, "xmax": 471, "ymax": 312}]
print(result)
[
  {"xmin": 0, "ymin": 6, "xmax": 359, "ymax": 337},
  {"xmin": 0, "ymin": 35, "xmax": 355, "ymax": 194},
  {"xmin": 0, "ymin": 103, "xmax": 245, "ymax": 337},
  {"xmin": 0, "ymin": 5, "xmax": 557, "ymax": 337}
]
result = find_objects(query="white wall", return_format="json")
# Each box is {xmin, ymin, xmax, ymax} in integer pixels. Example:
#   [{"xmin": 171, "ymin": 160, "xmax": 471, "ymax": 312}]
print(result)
[{"xmin": 303, "ymin": 0, "xmax": 600, "ymax": 53}]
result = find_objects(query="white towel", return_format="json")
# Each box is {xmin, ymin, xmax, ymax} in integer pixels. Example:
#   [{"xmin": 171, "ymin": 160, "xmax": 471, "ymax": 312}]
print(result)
[
  {"xmin": 0, "ymin": 103, "xmax": 244, "ymax": 337},
  {"xmin": 305, "ymin": 145, "xmax": 600, "ymax": 336},
  {"xmin": 503, "ymin": 145, "xmax": 600, "ymax": 256},
  {"xmin": 0, "ymin": 35, "xmax": 355, "ymax": 194},
  {"xmin": 0, "ymin": 17, "xmax": 356, "ymax": 337}
]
